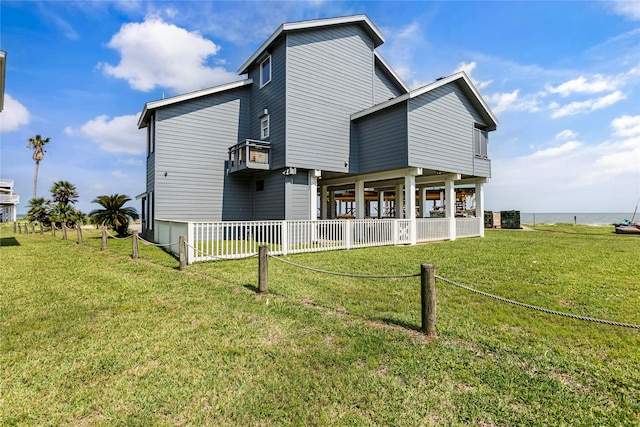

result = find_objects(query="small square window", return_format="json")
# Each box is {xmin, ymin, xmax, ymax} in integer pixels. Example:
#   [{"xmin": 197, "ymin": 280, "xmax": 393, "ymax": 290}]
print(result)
[
  {"xmin": 260, "ymin": 56, "xmax": 271, "ymax": 87},
  {"xmin": 261, "ymin": 115, "xmax": 270, "ymax": 139}
]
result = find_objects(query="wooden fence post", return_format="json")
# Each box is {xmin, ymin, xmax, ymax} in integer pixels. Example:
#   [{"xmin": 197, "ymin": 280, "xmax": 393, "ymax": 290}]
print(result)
[
  {"xmin": 18, "ymin": 222, "xmax": 22, "ymax": 234},
  {"xmin": 24, "ymin": 223, "xmax": 28, "ymax": 234},
  {"xmin": 421, "ymin": 263, "xmax": 437, "ymax": 337},
  {"xmin": 13, "ymin": 222, "xmax": 17, "ymax": 233},
  {"xmin": 101, "ymin": 226, "xmax": 107, "ymax": 251},
  {"xmin": 77, "ymin": 226, "xmax": 83, "ymax": 245},
  {"xmin": 258, "ymin": 245, "xmax": 268, "ymax": 293},
  {"xmin": 132, "ymin": 231, "xmax": 139, "ymax": 259},
  {"xmin": 31, "ymin": 223, "xmax": 35, "ymax": 234},
  {"xmin": 62, "ymin": 223, "xmax": 68, "ymax": 240},
  {"xmin": 40, "ymin": 222, "xmax": 44, "ymax": 235},
  {"xmin": 179, "ymin": 236, "xmax": 187, "ymax": 271},
  {"xmin": 52, "ymin": 224, "xmax": 56, "ymax": 237}
]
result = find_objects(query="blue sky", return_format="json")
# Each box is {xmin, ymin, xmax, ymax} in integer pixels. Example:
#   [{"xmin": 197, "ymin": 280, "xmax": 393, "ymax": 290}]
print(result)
[{"xmin": 1, "ymin": 0, "xmax": 639, "ymax": 215}]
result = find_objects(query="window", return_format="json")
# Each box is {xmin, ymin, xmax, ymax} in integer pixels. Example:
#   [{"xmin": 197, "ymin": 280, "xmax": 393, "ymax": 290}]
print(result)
[
  {"xmin": 256, "ymin": 179, "xmax": 265, "ymax": 192},
  {"xmin": 260, "ymin": 56, "xmax": 271, "ymax": 87},
  {"xmin": 473, "ymin": 127, "xmax": 488, "ymax": 158},
  {"xmin": 147, "ymin": 114, "xmax": 155, "ymax": 156},
  {"xmin": 261, "ymin": 115, "xmax": 270, "ymax": 139}
]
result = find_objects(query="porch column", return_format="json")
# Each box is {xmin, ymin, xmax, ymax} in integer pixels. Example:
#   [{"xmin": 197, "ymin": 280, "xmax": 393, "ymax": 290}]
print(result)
[
  {"xmin": 395, "ymin": 183, "xmax": 404, "ymax": 218},
  {"xmin": 475, "ymin": 179, "xmax": 486, "ymax": 237},
  {"xmin": 329, "ymin": 190, "xmax": 336, "ymax": 219},
  {"xmin": 405, "ymin": 174, "xmax": 417, "ymax": 244},
  {"xmin": 419, "ymin": 187, "xmax": 428, "ymax": 218},
  {"xmin": 378, "ymin": 190, "xmax": 384, "ymax": 219},
  {"xmin": 320, "ymin": 184, "xmax": 328, "ymax": 219},
  {"xmin": 355, "ymin": 179, "xmax": 365, "ymax": 219},
  {"xmin": 445, "ymin": 178, "xmax": 456, "ymax": 241},
  {"xmin": 309, "ymin": 170, "xmax": 321, "ymax": 220}
]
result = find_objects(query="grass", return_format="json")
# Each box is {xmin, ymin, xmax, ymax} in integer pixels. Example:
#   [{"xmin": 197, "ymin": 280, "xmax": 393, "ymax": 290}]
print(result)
[{"xmin": 1, "ymin": 222, "xmax": 639, "ymax": 425}]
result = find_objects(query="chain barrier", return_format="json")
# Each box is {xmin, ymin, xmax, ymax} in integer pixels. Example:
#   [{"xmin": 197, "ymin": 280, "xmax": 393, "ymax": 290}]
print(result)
[
  {"xmin": 268, "ymin": 254, "xmax": 420, "ymax": 279},
  {"xmin": 436, "ymin": 275, "xmax": 640, "ymax": 329}
]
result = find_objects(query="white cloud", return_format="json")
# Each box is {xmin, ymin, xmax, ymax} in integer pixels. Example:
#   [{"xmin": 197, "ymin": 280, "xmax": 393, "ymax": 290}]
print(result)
[
  {"xmin": 99, "ymin": 16, "xmax": 237, "ymax": 93},
  {"xmin": 453, "ymin": 61, "xmax": 492, "ymax": 90},
  {"xmin": 611, "ymin": 115, "xmax": 640, "ymax": 137},
  {"xmin": 555, "ymin": 130, "xmax": 577, "ymax": 140},
  {"xmin": 487, "ymin": 90, "xmax": 519, "ymax": 114},
  {"xmin": 527, "ymin": 141, "xmax": 582, "ymax": 160},
  {"xmin": 0, "ymin": 94, "xmax": 30, "ymax": 132},
  {"xmin": 486, "ymin": 90, "xmax": 544, "ymax": 114},
  {"xmin": 607, "ymin": 0, "xmax": 640, "ymax": 20},
  {"xmin": 65, "ymin": 114, "xmax": 145, "ymax": 155},
  {"xmin": 546, "ymin": 74, "xmax": 620, "ymax": 97},
  {"xmin": 111, "ymin": 170, "xmax": 128, "ymax": 178},
  {"xmin": 550, "ymin": 91, "xmax": 626, "ymax": 119}
]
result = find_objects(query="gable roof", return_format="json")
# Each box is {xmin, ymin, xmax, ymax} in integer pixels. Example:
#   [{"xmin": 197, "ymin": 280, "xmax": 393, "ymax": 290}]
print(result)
[
  {"xmin": 374, "ymin": 51, "xmax": 410, "ymax": 94},
  {"xmin": 238, "ymin": 15, "xmax": 385, "ymax": 75},
  {"xmin": 137, "ymin": 79, "xmax": 253, "ymax": 128},
  {"xmin": 351, "ymin": 71, "xmax": 498, "ymax": 130}
]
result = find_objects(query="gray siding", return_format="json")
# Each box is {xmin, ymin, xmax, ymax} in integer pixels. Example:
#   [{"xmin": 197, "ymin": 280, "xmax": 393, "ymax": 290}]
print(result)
[
  {"xmin": 407, "ymin": 82, "xmax": 486, "ymax": 175},
  {"xmin": 252, "ymin": 171, "xmax": 286, "ymax": 220},
  {"xmin": 355, "ymin": 102, "xmax": 408, "ymax": 173},
  {"xmin": 247, "ymin": 39, "xmax": 287, "ymax": 169},
  {"xmin": 286, "ymin": 25, "xmax": 376, "ymax": 173},
  {"xmin": 373, "ymin": 63, "xmax": 403, "ymax": 105},
  {"xmin": 154, "ymin": 87, "xmax": 251, "ymax": 221},
  {"xmin": 284, "ymin": 171, "xmax": 310, "ymax": 220},
  {"xmin": 473, "ymin": 157, "xmax": 491, "ymax": 177}
]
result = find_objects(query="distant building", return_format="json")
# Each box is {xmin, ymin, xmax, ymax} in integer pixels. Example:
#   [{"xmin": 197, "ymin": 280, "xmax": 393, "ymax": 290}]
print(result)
[{"xmin": 0, "ymin": 179, "xmax": 19, "ymax": 222}]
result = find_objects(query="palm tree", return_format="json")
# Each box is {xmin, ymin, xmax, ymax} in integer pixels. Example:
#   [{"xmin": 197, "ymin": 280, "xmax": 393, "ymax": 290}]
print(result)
[
  {"xmin": 88, "ymin": 194, "xmax": 139, "ymax": 237},
  {"xmin": 26, "ymin": 197, "xmax": 51, "ymax": 225},
  {"xmin": 27, "ymin": 135, "xmax": 51, "ymax": 199},
  {"xmin": 50, "ymin": 180, "xmax": 79, "ymax": 207}
]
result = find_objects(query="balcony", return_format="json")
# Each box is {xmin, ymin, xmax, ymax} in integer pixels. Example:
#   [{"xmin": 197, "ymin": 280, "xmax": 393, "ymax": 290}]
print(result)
[
  {"xmin": 228, "ymin": 139, "xmax": 271, "ymax": 174},
  {"xmin": 0, "ymin": 194, "xmax": 19, "ymax": 204}
]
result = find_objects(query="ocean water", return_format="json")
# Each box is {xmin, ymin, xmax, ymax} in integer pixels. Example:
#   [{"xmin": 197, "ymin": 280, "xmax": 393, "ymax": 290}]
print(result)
[{"xmin": 520, "ymin": 213, "xmax": 634, "ymax": 226}]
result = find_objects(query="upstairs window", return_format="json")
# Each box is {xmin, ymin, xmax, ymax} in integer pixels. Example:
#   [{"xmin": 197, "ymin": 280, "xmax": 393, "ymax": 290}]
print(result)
[
  {"xmin": 261, "ymin": 115, "xmax": 270, "ymax": 139},
  {"xmin": 147, "ymin": 114, "xmax": 155, "ymax": 156},
  {"xmin": 260, "ymin": 56, "xmax": 271, "ymax": 87},
  {"xmin": 473, "ymin": 126, "xmax": 488, "ymax": 159}
]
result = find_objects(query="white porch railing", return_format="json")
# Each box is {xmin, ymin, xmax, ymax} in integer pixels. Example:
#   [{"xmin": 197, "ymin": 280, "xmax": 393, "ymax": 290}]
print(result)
[{"xmin": 154, "ymin": 217, "xmax": 483, "ymax": 263}]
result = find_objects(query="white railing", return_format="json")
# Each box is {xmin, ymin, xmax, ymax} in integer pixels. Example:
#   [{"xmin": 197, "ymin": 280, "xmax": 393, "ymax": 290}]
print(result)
[
  {"xmin": 416, "ymin": 218, "xmax": 450, "ymax": 242},
  {"xmin": 154, "ymin": 217, "xmax": 484, "ymax": 263},
  {"xmin": 456, "ymin": 217, "xmax": 482, "ymax": 238},
  {"xmin": 0, "ymin": 195, "xmax": 19, "ymax": 204}
]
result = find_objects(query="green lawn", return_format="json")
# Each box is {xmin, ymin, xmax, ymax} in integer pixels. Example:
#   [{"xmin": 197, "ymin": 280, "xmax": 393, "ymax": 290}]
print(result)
[{"xmin": 1, "ymin": 223, "xmax": 638, "ymax": 426}]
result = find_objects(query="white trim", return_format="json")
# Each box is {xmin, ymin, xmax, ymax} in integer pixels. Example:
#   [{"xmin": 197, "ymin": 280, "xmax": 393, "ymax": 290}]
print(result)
[
  {"xmin": 260, "ymin": 115, "xmax": 270, "ymax": 139},
  {"xmin": 374, "ymin": 51, "xmax": 409, "ymax": 94},
  {"xmin": 260, "ymin": 55, "xmax": 272, "ymax": 88},
  {"xmin": 138, "ymin": 79, "xmax": 253, "ymax": 128},
  {"xmin": 238, "ymin": 15, "xmax": 384, "ymax": 75},
  {"xmin": 350, "ymin": 71, "xmax": 498, "ymax": 130}
]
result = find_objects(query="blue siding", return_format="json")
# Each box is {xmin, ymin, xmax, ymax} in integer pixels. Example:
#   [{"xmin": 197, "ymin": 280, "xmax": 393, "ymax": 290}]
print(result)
[
  {"xmin": 373, "ymin": 63, "xmax": 403, "ymax": 104},
  {"xmin": 407, "ymin": 82, "xmax": 486, "ymax": 175},
  {"xmin": 253, "ymin": 171, "xmax": 286, "ymax": 220},
  {"xmin": 286, "ymin": 25, "xmax": 376, "ymax": 173},
  {"xmin": 154, "ymin": 87, "xmax": 251, "ymax": 221},
  {"xmin": 285, "ymin": 172, "xmax": 310, "ymax": 220},
  {"xmin": 355, "ymin": 102, "xmax": 408, "ymax": 173}
]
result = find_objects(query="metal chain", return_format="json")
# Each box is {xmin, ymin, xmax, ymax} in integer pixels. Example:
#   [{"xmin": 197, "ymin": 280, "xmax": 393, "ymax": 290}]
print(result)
[
  {"xmin": 436, "ymin": 275, "xmax": 640, "ymax": 329},
  {"xmin": 268, "ymin": 254, "xmax": 420, "ymax": 279}
]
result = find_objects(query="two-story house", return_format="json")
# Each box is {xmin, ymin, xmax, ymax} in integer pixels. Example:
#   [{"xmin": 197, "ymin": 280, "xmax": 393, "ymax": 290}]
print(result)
[{"xmin": 137, "ymin": 15, "xmax": 497, "ymax": 245}]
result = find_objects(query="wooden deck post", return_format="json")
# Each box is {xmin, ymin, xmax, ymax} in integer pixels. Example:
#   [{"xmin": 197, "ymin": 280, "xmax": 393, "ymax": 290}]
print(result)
[
  {"xmin": 101, "ymin": 226, "xmax": 107, "ymax": 251},
  {"xmin": 421, "ymin": 263, "xmax": 437, "ymax": 337},
  {"xmin": 258, "ymin": 245, "xmax": 268, "ymax": 293},
  {"xmin": 132, "ymin": 231, "xmax": 139, "ymax": 259},
  {"xmin": 179, "ymin": 236, "xmax": 187, "ymax": 271}
]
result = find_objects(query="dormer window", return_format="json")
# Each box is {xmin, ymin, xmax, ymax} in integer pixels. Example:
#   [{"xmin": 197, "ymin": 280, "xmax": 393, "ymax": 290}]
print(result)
[{"xmin": 260, "ymin": 56, "xmax": 271, "ymax": 87}]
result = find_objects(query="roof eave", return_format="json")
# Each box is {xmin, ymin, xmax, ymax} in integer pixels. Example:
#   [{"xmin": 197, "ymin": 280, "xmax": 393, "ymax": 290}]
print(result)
[
  {"xmin": 137, "ymin": 78, "xmax": 253, "ymax": 128},
  {"xmin": 238, "ymin": 15, "xmax": 384, "ymax": 75}
]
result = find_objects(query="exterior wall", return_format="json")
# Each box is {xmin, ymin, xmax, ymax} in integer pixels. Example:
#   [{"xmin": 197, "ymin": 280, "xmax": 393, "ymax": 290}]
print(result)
[
  {"xmin": 247, "ymin": 39, "xmax": 287, "ymax": 169},
  {"xmin": 355, "ymin": 102, "xmax": 408, "ymax": 173},
  {"xmin": 145, "ymin": 121, "xmax": 155, "ymax": 233},
  {"xmin": 154, "ymin": 87, "xmax": 251, "ymax": 221},
  {"xmin": 252, "ymin": 171, "xmax": 286, "ymax": 220},
  {"xmin": 407, "ymin": 82, "xmax": 488, "ymax": 176},
  {"xmin": 373, "ymin": 63, "xmax": 404, "ymax": 105},
  {"xmin": 285, "ymin": 25, "xmax": 376, "ymax": 173},
  {"xmin": 284, "ymin": 171, "xmax": 310, "ymax": 220},
  {"xmin": 473, "ymin": 157, "xmax": 491, "ymax": 177}
]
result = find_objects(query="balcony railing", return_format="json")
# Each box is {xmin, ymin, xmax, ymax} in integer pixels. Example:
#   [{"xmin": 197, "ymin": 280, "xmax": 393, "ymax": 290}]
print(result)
[
  {"xmin": 228, "ymin": 139, "xmax": 270, "ymax": 174},
  {"xmin": 0, "ymin": 195, "xmax": 19, "ymax": 204}
]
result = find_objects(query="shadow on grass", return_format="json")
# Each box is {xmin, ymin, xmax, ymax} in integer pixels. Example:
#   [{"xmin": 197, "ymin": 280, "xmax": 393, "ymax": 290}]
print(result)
[
  {"xmin": 0, "ymin": 237, "xmax": 20, "ymax": 247},
  {"xmin": 380, "ymin": 317, "xmax": 422, "ymax": 333}
]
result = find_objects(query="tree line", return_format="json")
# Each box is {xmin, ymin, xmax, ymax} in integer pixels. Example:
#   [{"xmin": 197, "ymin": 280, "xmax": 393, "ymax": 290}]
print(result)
[{"xmin": 26, "ymin": 135, "xmax": 139, "ymax": 237}]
